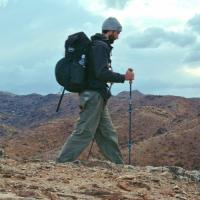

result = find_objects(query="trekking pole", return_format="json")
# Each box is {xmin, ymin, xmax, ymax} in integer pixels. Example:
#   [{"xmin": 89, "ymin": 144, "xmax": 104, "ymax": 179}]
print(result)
[
  {"xmin": 128, "ymin": 68, "xmax": 133, "ymax": 165},
  {"xmin": 56, "ymin": 87, "xmax": 65, "ymax": 112},
  {"xmin": 87, "ymin": 139, "xmax": 94, "ymax": 160}
]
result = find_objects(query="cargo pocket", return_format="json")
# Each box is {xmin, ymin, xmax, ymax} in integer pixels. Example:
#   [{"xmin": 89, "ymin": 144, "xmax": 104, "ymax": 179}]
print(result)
[{"xmin": 79, "ymin": 91, "xmax": 95, "ymax": 111}]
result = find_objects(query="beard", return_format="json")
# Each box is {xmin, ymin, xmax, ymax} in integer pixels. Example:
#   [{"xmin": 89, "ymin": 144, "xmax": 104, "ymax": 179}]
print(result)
[{"xmin": 108, "ymin": 34, "xmax": 115, "ymax": 44}]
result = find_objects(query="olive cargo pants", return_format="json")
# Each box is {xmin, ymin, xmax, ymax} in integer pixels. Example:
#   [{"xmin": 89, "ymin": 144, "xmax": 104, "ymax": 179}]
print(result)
[{"xmin": 57, "ymin": 91, "xmax": 124, "ymax": 164}]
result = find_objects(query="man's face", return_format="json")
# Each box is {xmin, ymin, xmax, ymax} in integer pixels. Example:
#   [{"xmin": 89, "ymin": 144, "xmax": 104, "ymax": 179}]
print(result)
[{"xmin": 108, "ymin": 31, "xmax": 120, "ymax": 44}]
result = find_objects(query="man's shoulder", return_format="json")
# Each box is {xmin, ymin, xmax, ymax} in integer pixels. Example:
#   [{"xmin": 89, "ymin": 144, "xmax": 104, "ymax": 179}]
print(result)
[
  {"xmin": 91, "ymin": 33, "xmax": 112, "ymax": 49},
  {"xmin": 92, "ymin": 40, "xmax": 110, "ymax": 50},
  {"xmin": 93, "ymin": 39, "xmax": 107, "ymax": 46}
]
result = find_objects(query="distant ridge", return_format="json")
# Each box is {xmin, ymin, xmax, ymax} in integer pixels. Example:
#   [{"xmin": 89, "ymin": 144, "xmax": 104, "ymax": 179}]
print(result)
[
  {"xmin": 0, "ymin": 90, "xmax": 199, "ymax": 169},
  {"xmin": 0, "ymin": 91, "xmax": 17, "ymax": 97}
]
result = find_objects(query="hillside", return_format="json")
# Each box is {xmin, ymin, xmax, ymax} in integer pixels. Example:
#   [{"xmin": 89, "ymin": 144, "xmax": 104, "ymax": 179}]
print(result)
[{"xmin": 0, "ymin": 91, "xmax": 199, "ymax": 170}]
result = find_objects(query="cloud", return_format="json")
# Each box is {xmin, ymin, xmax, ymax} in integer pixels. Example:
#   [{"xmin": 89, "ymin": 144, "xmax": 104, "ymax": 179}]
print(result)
[
  {"xmin": 79, "ymin": 0, "xmax": 200, "ymax": 27},
  {"xmin": 127, "ymin": 27, "xmax": 196, "ymax": 48},
  {"xmin": 79, "ymin": 0, "xmax": 130, "ymax": 11},
  {"xmin": 182, "ymin": 67, "xmax": 200, "ymax": 77},
  {"xmin": 187, "ymin": 14, "xmax": 200, "ymax": 33},
  {"xmin": 182, "ymin": 43, "xmax": 200, "ymax": 63},
  {"xmin": 0, "ymin": 0, "xmax": 100, "ymax": 66},
  {"xmin": 133, "ymin": 77, "xmax": 200, "ymax": 97},
  {"xmin": 0, "ymin": 0, "xmax": 101, "ymax": 94},
  {"xmin": 0, "ymin": 58, "xmax": 60, "ymax": 94},
  {"xmin": 78, "ymin": 0, "xmax": 133, "ymax": 23},
  {"xmin": 0, "ymin": 0, "xmax": 200, "ymax": 97},
  {"xmin": 184, "ymin": 51, "xmax": 200, "ymax": 63},
  {"xmin": 0, "ymin": 0, "xmax": 8, "ymax": 7},
  {"xmin": 104, "ymin": 0, "xmax": 131, "ymax": 9}
]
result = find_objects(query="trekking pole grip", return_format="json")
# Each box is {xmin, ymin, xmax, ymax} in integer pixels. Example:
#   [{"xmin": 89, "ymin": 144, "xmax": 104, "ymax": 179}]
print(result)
[{"xmin": 128, "ymin": 68, "xmax": 133, "ymax": 84}]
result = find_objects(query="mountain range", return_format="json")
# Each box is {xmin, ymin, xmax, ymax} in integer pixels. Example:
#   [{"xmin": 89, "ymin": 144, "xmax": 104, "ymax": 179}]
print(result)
[{"xmin": 0, "ymin": 90, "xmax": 199, "ymax": 170}]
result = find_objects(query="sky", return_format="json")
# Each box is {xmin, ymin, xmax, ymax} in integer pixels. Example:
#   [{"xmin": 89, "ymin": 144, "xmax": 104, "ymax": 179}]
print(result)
[{"xmin": 0, "ymin": 0, "xmax": 200, "ymax": 97}]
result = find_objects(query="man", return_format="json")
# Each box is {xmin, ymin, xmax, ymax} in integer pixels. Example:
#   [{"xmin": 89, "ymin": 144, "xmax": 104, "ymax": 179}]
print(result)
[{"xmin": 57, "ymin": 17, "xmax": 134, "ymax": 164}]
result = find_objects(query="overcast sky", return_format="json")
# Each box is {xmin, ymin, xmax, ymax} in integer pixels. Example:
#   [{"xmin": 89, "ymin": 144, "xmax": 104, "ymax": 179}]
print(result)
[{"xmin": 0, "ymin": 0, "xmax": 200, "ymax": 97}]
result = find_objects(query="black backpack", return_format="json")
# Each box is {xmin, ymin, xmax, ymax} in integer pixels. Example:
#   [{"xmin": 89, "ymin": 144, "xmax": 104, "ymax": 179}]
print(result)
[{"xmin": 55, "ymin": 32, "xmax": 91, "ymax": 93}]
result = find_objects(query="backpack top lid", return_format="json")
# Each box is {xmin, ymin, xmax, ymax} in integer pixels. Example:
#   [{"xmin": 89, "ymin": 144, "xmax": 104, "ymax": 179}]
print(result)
[{"xmin": 64, "ymin": 32, "xmax": 91, "ymax": 60}]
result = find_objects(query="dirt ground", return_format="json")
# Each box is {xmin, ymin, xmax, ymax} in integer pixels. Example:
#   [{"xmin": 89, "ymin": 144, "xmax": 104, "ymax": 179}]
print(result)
[{"xmin": 0, "ymin": 158, "xmax": 200, "ymax": 200}]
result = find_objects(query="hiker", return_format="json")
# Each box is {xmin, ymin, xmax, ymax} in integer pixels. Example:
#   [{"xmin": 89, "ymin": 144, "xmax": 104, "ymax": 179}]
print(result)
[{"xmin": 56, "ymin": 17, "xmax": 134, "ymax": 164}]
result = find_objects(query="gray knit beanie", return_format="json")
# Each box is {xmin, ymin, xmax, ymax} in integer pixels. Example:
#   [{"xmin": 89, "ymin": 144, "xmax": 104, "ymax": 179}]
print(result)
[{"xmin": 102, "ymin": 17, "xmax": 122, "ymax": 32}]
